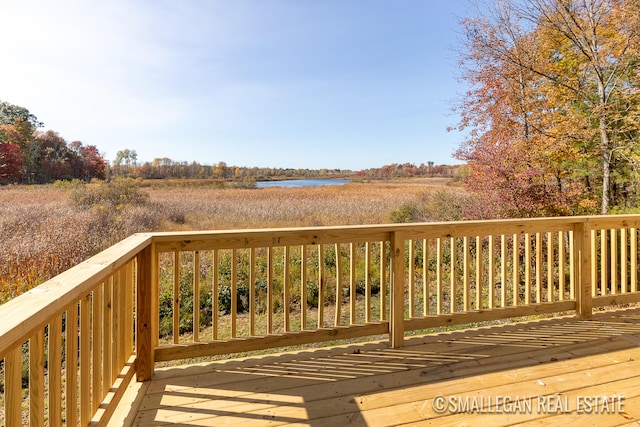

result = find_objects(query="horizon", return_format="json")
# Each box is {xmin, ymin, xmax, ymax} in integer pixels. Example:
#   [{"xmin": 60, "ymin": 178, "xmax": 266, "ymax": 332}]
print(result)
[{"xmin": 109, "ymin": 157, "xmax": 462, "ymax": 171}]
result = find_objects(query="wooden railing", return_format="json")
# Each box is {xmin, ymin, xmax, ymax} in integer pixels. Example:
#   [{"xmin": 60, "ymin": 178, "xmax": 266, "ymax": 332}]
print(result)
[
  {"xmin": 2, "ymin": 215, "xmax": 640, "ymax": 425},
  {"xmin": 0, "ymin": 234, "xmax": 150, "ymax": 426}
]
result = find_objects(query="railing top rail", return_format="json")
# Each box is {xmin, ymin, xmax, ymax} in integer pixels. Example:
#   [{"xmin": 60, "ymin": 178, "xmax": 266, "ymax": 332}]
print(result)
[
  {"xmin": 0, "ymin": 233, "xmax": 153, "ymax": 359},
  {"xmin": 150, "ymin": 215, "xmax": 632, "ymax": 252},
  {"xmin": 152, "ymin": 225, "xmax": 395, "ymax": 252},
  {"xmin": 582, "ymin": 215, "xmax": 640, "ymax": 230}
]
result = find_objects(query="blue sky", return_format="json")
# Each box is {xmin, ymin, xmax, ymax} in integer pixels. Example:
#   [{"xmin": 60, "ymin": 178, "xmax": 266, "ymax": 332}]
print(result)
[{"xmin": 1, "ymin": 1, "xmax": 472, "ymax": 170}]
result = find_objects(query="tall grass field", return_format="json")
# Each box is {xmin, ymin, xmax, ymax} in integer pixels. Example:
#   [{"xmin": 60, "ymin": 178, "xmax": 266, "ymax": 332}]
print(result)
[{"xmin": 0, "ymin": 177, "xmax": 458, "ymax": 304}]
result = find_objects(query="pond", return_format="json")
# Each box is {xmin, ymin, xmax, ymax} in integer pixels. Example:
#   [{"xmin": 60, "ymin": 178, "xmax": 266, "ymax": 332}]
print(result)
[{"xmin": 255, "ymin": 179, "xmax": 351, "ymax": 188}]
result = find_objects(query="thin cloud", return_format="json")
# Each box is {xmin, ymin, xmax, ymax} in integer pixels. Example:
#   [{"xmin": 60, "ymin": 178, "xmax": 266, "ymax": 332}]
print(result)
[{"xmin": 1, "ymin": 1, "xmax": 468, "ymax": 169}]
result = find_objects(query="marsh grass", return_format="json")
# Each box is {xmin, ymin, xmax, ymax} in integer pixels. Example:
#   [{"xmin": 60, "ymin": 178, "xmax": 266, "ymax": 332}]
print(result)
[
  {"xmin": 0, "ymin": 184, "xmax": 164, "ymax": 303},
  {"xmin": 146, "ymin": 179, "xmax": 448, "ymax": 230},
  {"xmin": 0, "ymin": 178, "xmax": 454, "ymax": 302}
]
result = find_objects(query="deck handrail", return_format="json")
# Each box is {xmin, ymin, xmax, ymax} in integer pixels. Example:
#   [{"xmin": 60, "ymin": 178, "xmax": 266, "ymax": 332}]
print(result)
[
  {"xmin": 2, "ymin": 215, "xmax": 640, "ymax": 425},
  {"xmin": 0, "ymin": 233, "xmax": 153, "ymax": 361}
]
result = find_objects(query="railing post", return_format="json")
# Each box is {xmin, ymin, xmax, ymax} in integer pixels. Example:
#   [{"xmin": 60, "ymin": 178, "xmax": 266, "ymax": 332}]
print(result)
[
  {"xmin": 136, "ymin": 243, "xmax": 156, "ymax": 381},
  {"xmin": 574, "ymin": 221, "xmax": 592, "ymax": 320},
  {"xmin": 5, "ymin": 346, "xmax": 22, "ymax": 427},
  {"xmin": 390, "ymin": 231, "xmax": 405, "ymax": 348}
]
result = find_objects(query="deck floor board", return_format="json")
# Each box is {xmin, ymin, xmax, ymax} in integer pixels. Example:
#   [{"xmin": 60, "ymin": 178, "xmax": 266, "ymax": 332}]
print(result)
[{"xmin": 128, "ymin": 308, "xmax": 640, "ymax": 426}]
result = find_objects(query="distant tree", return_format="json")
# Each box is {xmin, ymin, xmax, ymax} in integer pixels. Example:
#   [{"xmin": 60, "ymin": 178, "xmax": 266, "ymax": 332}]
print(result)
[
  {"xmin": 213, "ymin": 161, "xmax": 229, "ymax": 179},
  {"xmin": 112, "ymin": 149, "xmax": 138, "ymax": 177},
  {"xmin": 0, "ymin": 101, "xmax": 110, "ymax": 183},
  {"xmin": 0, "ymin": 125, "xmax": 23, "ymax": 183},
  {"xmin": 134, "ymin": 161, "xmax": 152, "ymax": 179},
  {"xmin": 151, "ymin": 157, "xmax": 174, "ymax": 179},
  {"xmin": 27, "ymin": 131, "xmax": 106, "ymax": 182},
  {"xmin": 0, "ymin": 101, "xmax": 43, "ymax": 128},
  {"xmin": 355, "ymin": 163, "xmax": 457, "ymax": 179},
  {"xmin": 37, "ymin": 130, "xmax": 73, "ymax": 181},
  {"xmin": 0, "ymin": 101, "xmax": 45, "ymax": 183},
  {"xmin": 77, "ymin": 143, "xmax": 107, "ymax": 180}
]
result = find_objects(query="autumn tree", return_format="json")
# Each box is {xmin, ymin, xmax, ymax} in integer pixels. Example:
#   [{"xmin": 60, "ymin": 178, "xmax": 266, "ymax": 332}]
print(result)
[
  {"xmin": 0, "ymin": 101, "xmax": 43, "ymax": 128},
  {"xmin": 1, "ymin": 101, "xmax": 108, "ymax": 183},
  {"xmin": 36, "ymin": 130, "xmax": 73, "ymax": 181},
  {"xmin": 70, "ymin": 141, "xmax": 107, "ymax": 180},
  {"xmin": 0, "ymin": 125, "xmax": 23, "ymax": 182},
  {"xmin": 112, "ymin": 149, "xmax": 138, "ymax": 177},
  {"xmin": 0, "ymin": 101, "xmax": 45, "ymax": 183},
  {"xmin": 455, "ymin": 0, "xmax": 640, "ymax": 216}
]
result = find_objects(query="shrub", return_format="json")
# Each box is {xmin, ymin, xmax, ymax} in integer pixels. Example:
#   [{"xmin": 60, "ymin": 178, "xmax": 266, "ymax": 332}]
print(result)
[
  {"xmin": 420, "ymin": 189, "xmax": 472, "ymax": 222},
  {"xmin": 158, "ymin": 260, "xmax": 215, "ymax": 337},
  {"xmin": 389, "ymin": 201, "xmax": 426, "ymax": 223},
  {"xmin": 68, "ymin": 177, "xmax": 148, "ymax": 210},
  {"xmin": 389, "ymin": 189, "xmax": 475, "ymax": 223},
  {"xmin": 217, "ymin": 284, "xmax": 251, "ymax": 315}
]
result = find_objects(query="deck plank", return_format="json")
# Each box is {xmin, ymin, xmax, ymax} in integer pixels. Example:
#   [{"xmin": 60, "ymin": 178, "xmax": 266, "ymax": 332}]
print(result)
[{"xmin": 130, "ymin": 308, "xmax": 640, "ymax": 426}]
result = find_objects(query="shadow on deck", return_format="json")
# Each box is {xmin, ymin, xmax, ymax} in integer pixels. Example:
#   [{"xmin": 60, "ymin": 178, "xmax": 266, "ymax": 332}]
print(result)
[{"xmin": 121, "ymin": 307, "xmax": 640, "ymax": 426}]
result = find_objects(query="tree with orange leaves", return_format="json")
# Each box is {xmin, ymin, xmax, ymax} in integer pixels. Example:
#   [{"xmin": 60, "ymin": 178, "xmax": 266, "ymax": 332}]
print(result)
[{"xmin": 454, "ymin": 0, "xmax": 640, "ymax": 217}]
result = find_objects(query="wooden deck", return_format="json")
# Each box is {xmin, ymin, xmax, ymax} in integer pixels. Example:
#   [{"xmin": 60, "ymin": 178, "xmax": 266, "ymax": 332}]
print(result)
[{"xmin": 120, "ymin": 307, "xmax": 640, "ymax": 426}]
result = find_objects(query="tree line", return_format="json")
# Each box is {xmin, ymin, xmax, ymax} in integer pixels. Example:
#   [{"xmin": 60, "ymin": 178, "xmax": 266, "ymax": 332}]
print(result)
[
  {"xmin": 0, "ymin": 101, "xmax": 106, "ymax": 183},
  {"xmin": 111, "ymin": 153, "xmax": 459, "ymax": 181},
  {"xmin": 454, "ymin": 0, "xmax": 640, "ymax": 218},
  {"xmin": 1, "ymin": 99, "xmax": 456, "ymax": 186},
  {"xmin": 111, "ymin": 151, "xmax": 352, "ymax": 181},
  {"xmin": 355, "ymin": 162, "xmax": 459, "ymax": 179}
]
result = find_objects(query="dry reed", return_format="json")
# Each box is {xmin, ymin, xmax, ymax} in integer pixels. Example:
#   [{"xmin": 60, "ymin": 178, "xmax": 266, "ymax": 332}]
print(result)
[
  {"xmin": 0, "ymin": 178, "xmax": 454, "ymax": 303},
  {"xmin": 147, "ymin": 178, "xmax": 450, "ymax": 230}
]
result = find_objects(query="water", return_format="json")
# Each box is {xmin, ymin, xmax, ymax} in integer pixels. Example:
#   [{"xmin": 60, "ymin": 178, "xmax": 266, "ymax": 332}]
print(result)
[{"xmin": 256, "ymin": 179, "xmax": 350, "ymax": 188}]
